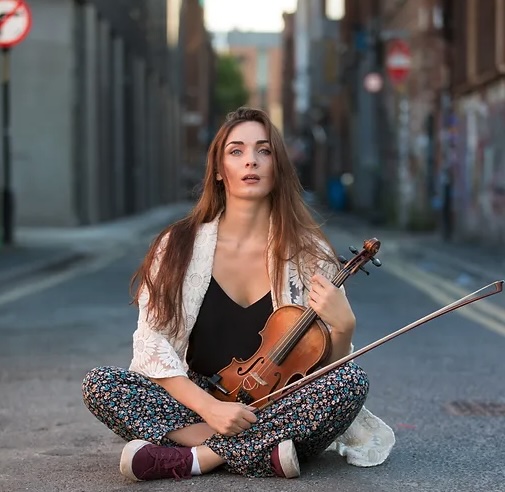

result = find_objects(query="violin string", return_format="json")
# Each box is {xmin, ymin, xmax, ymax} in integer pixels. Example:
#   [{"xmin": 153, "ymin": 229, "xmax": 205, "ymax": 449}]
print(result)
[
  {"xmin": 251, "ymin": 280, "xmax": 503, "ymax": 409},
  {"xmin": 252, "ymin": 267, "xmax": 351, "ymax": 381},
  {"xmin": 269, "ymin": 267, "xmax": 350, "ymax": 362},
  {"xmin": 233, "ymin": 250, "xmax": 374, "ymax": 399}
]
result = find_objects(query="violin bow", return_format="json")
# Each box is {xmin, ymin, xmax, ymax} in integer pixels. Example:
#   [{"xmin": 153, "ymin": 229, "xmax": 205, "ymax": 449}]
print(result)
[{"xmin": 252, "ymin": 279, "xmax": 504, "ymax": 411}]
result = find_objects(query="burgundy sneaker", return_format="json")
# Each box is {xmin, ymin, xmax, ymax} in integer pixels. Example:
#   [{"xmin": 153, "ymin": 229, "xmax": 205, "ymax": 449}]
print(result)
[
  {"xmin": 270, "ymin": 439, "xmax": 300, "ymax": 478},
  {"xmin": 120, "ymin": 439, "xmax": 193, "ymax": 481}
]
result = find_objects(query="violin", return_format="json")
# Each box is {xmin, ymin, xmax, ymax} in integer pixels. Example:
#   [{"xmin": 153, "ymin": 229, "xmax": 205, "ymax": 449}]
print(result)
[
  {"xmin": 207, "ymin": 238, "xmax": 382, "ymax": 408},
  {"xmin": 253, "ymin": 279, "xmax": 503, "ymax": 411}
]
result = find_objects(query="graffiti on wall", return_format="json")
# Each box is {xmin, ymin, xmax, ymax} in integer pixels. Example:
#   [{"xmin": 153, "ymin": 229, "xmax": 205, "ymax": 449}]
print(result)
[{"xmin": 454, "ymin": 80, "xmax": 505, "ymax": 243}]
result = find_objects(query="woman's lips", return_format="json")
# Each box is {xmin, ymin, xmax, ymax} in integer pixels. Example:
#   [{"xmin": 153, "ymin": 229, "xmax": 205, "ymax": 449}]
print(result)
[{"xmin": 242, "ymin": 174, "xmax": 260, "ymax": 182}]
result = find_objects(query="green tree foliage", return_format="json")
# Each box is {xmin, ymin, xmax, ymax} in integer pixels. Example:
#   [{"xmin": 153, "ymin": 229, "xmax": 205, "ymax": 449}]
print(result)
[{"xmin": 214, "ymin": 54, "xmax": 249, "ymax": 121}]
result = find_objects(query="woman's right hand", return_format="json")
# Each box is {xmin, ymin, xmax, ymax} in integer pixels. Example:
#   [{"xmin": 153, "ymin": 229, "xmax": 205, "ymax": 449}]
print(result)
[{"xmin": 201, "ymin": 400, "xmax": 257, "ymax": 436}]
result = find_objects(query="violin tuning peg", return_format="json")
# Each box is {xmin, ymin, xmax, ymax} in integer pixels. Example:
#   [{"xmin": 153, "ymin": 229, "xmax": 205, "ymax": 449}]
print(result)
[
  {"xmin": 349, "ymin": 246, "xmax": 359, "ymax": 255},
  {"xmin": 372, "ymin": 258, "xmax": 382, "ymax": 267},
  {"xmin": 338, "ymin": 255, "xmax": 348, "ymax": 264},
  {"xmin": 359, "ymin": 266, "xmax": 370, "ymax": 275}
]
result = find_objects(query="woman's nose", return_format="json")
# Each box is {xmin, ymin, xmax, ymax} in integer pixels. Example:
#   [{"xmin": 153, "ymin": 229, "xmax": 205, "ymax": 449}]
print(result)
[{"xmin": 246, "ymin": 161, "xmax": 258, "ymax": 168}]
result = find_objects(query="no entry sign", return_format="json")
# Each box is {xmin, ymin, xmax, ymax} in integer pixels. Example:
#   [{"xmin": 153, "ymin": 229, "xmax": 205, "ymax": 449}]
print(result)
[
  {"xmin": 0, "ymin": 0, "xmax": 32, "ymax": 246},
  {"xmin": 385, "ymin": 39, "xmax": 411, "ymax": 86},
  {"xmin": 0, "ymin": 0, "xmax": 32, "ymax": 48}
]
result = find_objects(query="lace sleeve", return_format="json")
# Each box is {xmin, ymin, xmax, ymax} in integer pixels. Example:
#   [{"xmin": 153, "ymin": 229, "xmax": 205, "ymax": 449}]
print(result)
[
  {"xmin": 294, "ymin": 241, "xmax": 348, "ymax": 348},
  {"xmin": 128, "ymin": 233, "xmax": 189, "ymax": 379},
  {"xmin": 297, "ymin": 245, "xmax": 346, "ymax": 307},
  {"xmin": 129, "ymin": 288, "xmax": 188, "ymax": 379}
]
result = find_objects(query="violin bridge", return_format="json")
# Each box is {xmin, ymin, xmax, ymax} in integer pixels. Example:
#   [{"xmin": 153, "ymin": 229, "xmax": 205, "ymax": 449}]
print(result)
[{"xmin": 251, "ymin": 372, "xmax": 267, "ymax": 386}]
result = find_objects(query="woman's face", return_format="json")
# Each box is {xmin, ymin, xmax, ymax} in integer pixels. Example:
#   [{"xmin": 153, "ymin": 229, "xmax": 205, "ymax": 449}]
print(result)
[{"xmin": 220, "ymin": 121, "xmax": 274, "ymax": 201}]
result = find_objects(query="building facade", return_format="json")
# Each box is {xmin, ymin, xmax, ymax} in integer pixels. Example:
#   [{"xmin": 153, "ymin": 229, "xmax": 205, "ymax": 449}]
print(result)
[
  {"xmin": 180, "ymin": 0, "xmax": 216, "ymax": 194},
  {"xmin": 281, "ymin": 0, "xmax": 504, "ymax": 246},
  {"xmin": 283, "ymin": 0, "xmax": 346, "ymax": 199},
  {"xmin": 281, "ymin": 12, "xmax": 296, "ymax": 138},
  {"xmin": 444, "ymin": 0, "xmax": 505, "ymax": 244},
  {"xmin": 330, "ymin": 0, "xmax": 445, "ymax": 225},
  {"xmin": 2, "ymin": 0, "xmax": 186, "ymax": 228},
  {"xmin": 224, "ymin": 31, "xmax": 283, "ymax": 130}
]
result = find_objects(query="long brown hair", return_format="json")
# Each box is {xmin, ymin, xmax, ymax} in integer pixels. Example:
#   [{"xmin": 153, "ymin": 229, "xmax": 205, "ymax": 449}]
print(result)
[{"xmin": 131, "ymin": 107, "xmax": 337, "ymax": 336}]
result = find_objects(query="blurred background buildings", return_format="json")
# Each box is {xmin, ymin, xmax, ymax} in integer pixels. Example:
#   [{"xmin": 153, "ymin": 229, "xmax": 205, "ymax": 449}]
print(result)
[
  {"xmin": 223, "ymin": 30, "xmax": 283, "ymax": 128},
  {"xmin": 1, "ymin": 0, "xmax": 504, "ymax": 247}
]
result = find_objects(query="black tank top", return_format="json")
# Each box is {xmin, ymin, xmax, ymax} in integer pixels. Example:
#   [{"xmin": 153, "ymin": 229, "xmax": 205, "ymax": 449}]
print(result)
[{"xmin": 186, "ymin": 276, "xmax": 273, "ymax": 377}]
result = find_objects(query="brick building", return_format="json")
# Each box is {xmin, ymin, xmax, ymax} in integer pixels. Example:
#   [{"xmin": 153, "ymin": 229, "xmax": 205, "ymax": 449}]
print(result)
[
  {"xmin": 443, "ymin": 0, "xmax": 505, "ymax": 244},
  {"xmin": 225, "ymin": 31, "xmax": 283, "ymax": 130},
  {"xmin": 180, "ymin": 0, "xmax": 216, "ymax": 193},
  {"xmin": 336, "ymin": 0, "xmax": 448, "ymax": 226},
  {"xmin": 381, "ymin": 0, "xmax": 448, "ymax": 229},
  {"xmin": 280, "ymin": 0, "xmax": 505, "ymax": 246},
  {"xmin": 281, "ymin": 12, "xmax": 296, "ymax": 138}
]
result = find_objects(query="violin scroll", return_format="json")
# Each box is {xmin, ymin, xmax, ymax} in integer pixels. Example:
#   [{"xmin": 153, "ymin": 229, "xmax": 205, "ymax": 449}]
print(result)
[{"xmin": 336, "ymin": 238, "xmax": 381, "ymax": 278}]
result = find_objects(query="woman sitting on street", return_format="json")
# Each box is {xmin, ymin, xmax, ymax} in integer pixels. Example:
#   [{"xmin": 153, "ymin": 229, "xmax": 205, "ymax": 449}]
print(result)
[{"xmin": 82, "ymin": 107, "xmax": 394, "ymax": 481}]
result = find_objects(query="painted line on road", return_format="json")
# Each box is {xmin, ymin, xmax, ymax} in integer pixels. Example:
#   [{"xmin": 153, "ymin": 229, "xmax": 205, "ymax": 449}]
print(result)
[
  {"xmin": 383, "ymin": 259, "xmax": 505, "ymax": 337},
  {"xmin": 0, "ymin": 249, "xmax": 126, "ymax": 307}
]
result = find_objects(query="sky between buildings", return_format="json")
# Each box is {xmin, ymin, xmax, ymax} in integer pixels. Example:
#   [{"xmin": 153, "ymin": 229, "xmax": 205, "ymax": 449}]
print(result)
[{"xmin": 203, "ymin": 0, "xmax": 298, "ymax": 32}]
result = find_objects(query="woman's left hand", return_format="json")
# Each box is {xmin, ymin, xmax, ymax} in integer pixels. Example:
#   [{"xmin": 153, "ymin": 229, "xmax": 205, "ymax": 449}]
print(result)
[{"xmin": 308, "ymin": 274, "xmax": 356, "ymax": 335}]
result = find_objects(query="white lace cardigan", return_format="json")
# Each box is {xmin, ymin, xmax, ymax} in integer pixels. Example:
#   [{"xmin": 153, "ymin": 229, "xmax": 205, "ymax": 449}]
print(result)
[{"xmin": 129, "ymin": 213, "xmax": 395, "ymax": 467}]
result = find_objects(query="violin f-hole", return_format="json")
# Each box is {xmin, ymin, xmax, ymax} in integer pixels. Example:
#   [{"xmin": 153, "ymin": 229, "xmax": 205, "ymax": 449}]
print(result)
[{"xmin": 236, "ymin": 357, "xmax": 265, "ymax": 376}]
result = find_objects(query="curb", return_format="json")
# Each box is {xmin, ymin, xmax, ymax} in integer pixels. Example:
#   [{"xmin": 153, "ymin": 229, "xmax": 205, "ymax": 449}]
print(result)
[
  {"xmin": 347, "ymin": 230, "xmax": 503, "ymax": 284},
  {"xmin": 5, "ymin": 201, "xmax": 501, "ymax": 289},
  {"xmin": 398, "ymin": 243, "xmax": 505, "ymax": 284},
  {"xmin": 320, "ymin": 210, "xmax": 505, "ymax": 284},
  {"xmin": 0, "ymin": 250, "xmax": 88, "ymax": 286},
  {"xmin": 0, "ymin": 202, "xmax": 194, "ymax": 286}
]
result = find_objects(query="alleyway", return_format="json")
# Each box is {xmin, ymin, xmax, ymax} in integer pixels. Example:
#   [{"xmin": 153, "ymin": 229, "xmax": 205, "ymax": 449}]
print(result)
[{"xmin": 0, "ymin": 206, "xmax": 504, "ymax": 492}]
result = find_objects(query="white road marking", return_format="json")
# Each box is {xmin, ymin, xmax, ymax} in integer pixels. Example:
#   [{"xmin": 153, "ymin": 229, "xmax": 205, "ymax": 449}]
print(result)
[
  {"xmin": 384, "ymin": 259, "xmax": 505, "ymax": 337},
  {"xmin": 2, "ymin": 232, "xmax": 504, "ymax": 343},
  {"xmin": 0, "ymin": 249, "xmax": 126, "ymax": 307}
]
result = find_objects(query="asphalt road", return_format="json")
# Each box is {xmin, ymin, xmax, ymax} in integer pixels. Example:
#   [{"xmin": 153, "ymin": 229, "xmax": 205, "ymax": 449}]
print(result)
[{"xmin": 1, "ymin": 224, "xmax": 504, "ymax": 492}]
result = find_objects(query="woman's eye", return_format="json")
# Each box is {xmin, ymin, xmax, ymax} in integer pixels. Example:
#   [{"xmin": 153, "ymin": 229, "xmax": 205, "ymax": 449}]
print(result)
[
  {"xmin": 259, "ymin": 148, "xmax": 271, "ymax": 155},
  {"xmin": 230, "ymin": 149, "xmax": 241, "ymax": 155}
]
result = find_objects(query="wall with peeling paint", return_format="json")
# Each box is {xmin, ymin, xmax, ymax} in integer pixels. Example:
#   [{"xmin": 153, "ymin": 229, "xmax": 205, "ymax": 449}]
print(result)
[{"xmin": 453, "ymin": 80, "xmax": 505, "ymax": 244}]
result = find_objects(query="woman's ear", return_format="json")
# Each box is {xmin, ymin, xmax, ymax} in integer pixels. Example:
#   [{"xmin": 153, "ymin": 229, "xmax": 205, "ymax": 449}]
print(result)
[{"xmin": 216, "ymin": 173, "xmax": 223, "ymax": 181}]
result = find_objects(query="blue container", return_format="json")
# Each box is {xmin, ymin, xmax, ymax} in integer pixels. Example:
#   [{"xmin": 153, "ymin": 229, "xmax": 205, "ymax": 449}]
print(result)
[{"xmin": 327, "ymin": 178, "xmax": 346, "ymax": 211}]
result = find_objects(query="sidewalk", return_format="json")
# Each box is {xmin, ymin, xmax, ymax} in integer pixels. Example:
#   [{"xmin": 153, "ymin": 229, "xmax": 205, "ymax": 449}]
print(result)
[
  {"xmin": 321, "ymin": 209, "xmax": 505, "ymax": 286},
  {"xmin": 0, "ymin": 201, "xmax": 193, "ymax": 285}
]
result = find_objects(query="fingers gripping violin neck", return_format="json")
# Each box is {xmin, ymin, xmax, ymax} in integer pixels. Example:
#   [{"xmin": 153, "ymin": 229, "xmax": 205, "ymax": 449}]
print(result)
[{"xmin": 207, "ymin": 238, "xmax": 382, "ymax": 407}]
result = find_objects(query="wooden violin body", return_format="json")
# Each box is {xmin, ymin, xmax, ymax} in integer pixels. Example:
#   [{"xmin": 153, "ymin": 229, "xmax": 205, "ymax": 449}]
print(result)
[
  {"xmin": 208, "ymin": 304, "xmax": 331, "ymax": 406},
  {"xmin": 205, "ymin": 236, "xmax": 503, "ymax": 412},
  {"xmin": 207, "ymin": 238, "xmax": 382, "ymax": 408}
]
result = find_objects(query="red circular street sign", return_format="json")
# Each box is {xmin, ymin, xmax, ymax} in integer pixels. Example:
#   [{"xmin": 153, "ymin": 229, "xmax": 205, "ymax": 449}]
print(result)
[
  {"xmin": 0, "ymin": 0, "xmax": 32, "ymax": 48},
  {"xmin": 386, "ymin": 39, "xmax": 411, "ymax": 86}
]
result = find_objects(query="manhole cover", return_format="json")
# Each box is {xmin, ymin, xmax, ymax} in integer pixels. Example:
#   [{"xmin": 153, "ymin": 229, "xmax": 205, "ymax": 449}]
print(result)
[{"xmin": 444, "ymin": 401, "xmax": 505, "ymax": 416}]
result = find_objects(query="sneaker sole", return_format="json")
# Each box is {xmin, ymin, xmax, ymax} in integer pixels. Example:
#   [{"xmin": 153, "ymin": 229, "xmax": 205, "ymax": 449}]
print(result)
[
  {"xmin": 278, "ymin": 439, "xmax": 300, "ymax": 478},
  {"xmin": 119, "ymin": 439, "xmax": 151, "ymax": 481}
]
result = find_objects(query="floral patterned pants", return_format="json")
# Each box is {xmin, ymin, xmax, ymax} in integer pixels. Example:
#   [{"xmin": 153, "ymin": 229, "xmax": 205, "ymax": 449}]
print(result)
[{"xmin": 82, "ymin": 362, "xmax": 369, "ymax": 478}]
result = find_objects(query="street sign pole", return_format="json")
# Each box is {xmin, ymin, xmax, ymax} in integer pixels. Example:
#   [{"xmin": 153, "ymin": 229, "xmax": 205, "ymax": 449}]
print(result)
[
  {"xmin": 385, "ymin": 39, "xmax": 412, "ymax": 229},
  {"xmin": 1, "ymin": 46, "xmax": 11, "ymax": 244},
  {"xmin": 0, "ymin": 0, "xmax": 32, "ymax": 246}
]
